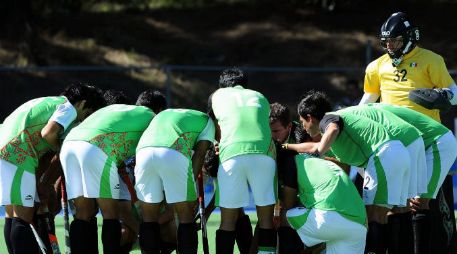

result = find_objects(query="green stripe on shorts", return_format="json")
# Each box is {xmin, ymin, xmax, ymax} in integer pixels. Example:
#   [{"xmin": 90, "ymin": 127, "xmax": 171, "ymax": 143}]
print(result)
[
  {"xmin": 287, "ymin": 208, "xmax": 310, "ymax": 230},
  {"xmin": 423, "ymin": 142, "xmax": 441, "ymax": 198},
  {"xmin": 186, "ymin": 163, "xmax": 197, "ymax": 201},
  {"xmin": 373, "ymin": 156, "xmax": 388, "ymax": 204},
  {"xmin": 11, "ymin": 169, "xmax": 25, "ymax": 206},
  {"xmin": 214, "ymin": 179, "xmax": 220, "ymax": 207},
  {"xmin": 100, "ymin": 157, "xmax": 114, "ymax": 198}
]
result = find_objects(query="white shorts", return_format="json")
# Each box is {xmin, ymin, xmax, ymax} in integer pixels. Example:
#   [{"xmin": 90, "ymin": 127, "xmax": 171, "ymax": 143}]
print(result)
[
  {"xmin": 363, "ymin": 140, "xmax": 410, "ymax": 206},
  {"xmin": 60, "ymin": 141, "xmax": 121, "ymax": 200},
  {"xmin": 217, "ymin": 154, "xmax": 276, "ymax": 208},
  {"xmin": 287, "ymin": 207, "xmax": 367, "ymax": 254},
  {"xmin": 0, "ymin": 159, "xmax": 37, "ymax": 207},
  {"xmin": 135, "ymin": 147, "xmax": 196, "ymax": 204},
  {"xmin": 406, "ymin": 138, "xmax": 427, "ymax": 197},
  {"xmin": 422, "ymin": 131, "xmax": 457, "ymax": 198}
]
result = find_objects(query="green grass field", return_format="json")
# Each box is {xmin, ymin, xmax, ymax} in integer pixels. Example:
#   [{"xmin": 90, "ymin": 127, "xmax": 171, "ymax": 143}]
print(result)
[{"xmin": 0, "ymin": 213, "xmax": 258, "ymax": 253}]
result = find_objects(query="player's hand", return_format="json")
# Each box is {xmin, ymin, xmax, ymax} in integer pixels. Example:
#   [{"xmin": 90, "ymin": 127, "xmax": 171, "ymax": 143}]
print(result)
[
  {"xmin": 273, "ymin": 203, "xmax": 281, "ymax": 229},
  {"xmin": 409, "ymin": 197, "xmax": 430, "ymax": 213},
  {"xmin": 214, "ymin": 142, "xmax": 220, "ymax": 155},
  {"xmin": 281, "ymin": 143, "xmax": 289, "ymax": 150},
  {"xmin": 409, "ymin": 88, "xmax": 452, "ymax": 110}
]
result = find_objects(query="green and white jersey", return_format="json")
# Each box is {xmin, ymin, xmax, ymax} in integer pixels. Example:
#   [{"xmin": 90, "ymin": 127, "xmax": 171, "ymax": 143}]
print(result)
[
  {"xmin": 295, "ymin": 154, "xmax": 367, "ymax": 226},
  {"xmin": 0, "ymin": 96, "xmax": 67, "ymax": 172},
  {"xmin": 65, "ymin": 104, "xmax": 154, "ymax": 166},
  {"xmin": 323, "ymin": 111, "xmax": 393, "ymax": 167},
  {"xmin": 211, "ymin": 86, "xmax": 275, "ymax": 162},
  {"xmin": 137, "ymin": 109, "xmax": 215, "ymax": 160},
  {"xmin": 370, "ymin": 103, "xmax": 449, "ymax": 149},
  {"xmin": 340, "ymin": 105, "xmax": 421, "ymax": 147}
]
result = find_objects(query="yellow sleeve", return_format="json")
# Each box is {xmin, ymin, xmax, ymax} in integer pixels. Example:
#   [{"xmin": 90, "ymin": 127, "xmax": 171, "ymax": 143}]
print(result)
[
  {"xmin": 429, "ymin": 55, "xmax": 456, "ymax": 88},
  {"xmin": 363, "ymin": 60, "xmax": 381, "ymax": 94}
]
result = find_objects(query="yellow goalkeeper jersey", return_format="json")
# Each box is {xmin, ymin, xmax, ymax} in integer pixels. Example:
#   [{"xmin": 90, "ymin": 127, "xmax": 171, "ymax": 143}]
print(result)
[{"xmin": 363, "ymin": 46, "xmax": 455, "ymax": 122}]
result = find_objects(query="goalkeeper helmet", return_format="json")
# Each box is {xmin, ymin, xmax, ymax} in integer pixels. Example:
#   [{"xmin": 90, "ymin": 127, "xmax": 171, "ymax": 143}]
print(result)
[{"xmin": 380, "ymin": 12, "xmax": 420, "ymax": 67}]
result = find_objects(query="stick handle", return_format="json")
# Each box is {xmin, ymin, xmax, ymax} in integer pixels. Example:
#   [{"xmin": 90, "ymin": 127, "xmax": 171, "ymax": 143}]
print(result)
[
  {"xmin": 197, "ymin": 172, "xmax": 210, "ymax": 254},
  {"xmin": 60, "ymin": 177, "xmax": 71, "ymax": 254}
]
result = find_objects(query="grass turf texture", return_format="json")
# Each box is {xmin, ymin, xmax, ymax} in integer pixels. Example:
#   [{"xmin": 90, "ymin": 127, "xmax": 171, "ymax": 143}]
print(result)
[{"xmin": 0, "ymin": 212, "xmax": 258, "ymax": 253}]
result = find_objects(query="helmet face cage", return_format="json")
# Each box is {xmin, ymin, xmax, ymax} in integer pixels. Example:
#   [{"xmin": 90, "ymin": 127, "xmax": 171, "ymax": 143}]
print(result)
[{"xmin": 380, "ymin": 12, "xmax": 420, "ymax": 66}]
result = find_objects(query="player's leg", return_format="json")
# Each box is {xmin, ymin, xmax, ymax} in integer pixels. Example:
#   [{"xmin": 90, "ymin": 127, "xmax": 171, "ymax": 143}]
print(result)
[
  {"xmin": 0, "ymin": 158, "xmax": 41, "ymax": 254},
  {"xmin": 135, "ymin": 147, "xmax": 167, "ymax": 254},
  {"xmin": 118, "ymin": 200, "xmax": 139, "ymax": 253},
  {"xmin": 216, "ymin": 156, "xmax": 251, "ymax": 254},
  {"xmin": 306, "ymin": 209, "xmax": 367, "ymax": 254},
  {"xmin": 158, "ymin": 147, "xmax": 199, "ymax": 254},
  {"xmin": 3, "ymin": 206, "xmax": 13, "ymax": 254},
  {"xmin": 60, "ymin": 141, "xmax": 96, "ymax": 254},
  {"xmin": 363, "ymin": 140, "xmax": 410, "ymax": 253},
  {"xmin": 246, "ymin": 154, "xmax": 277, "ymax": 254},
  {"xmin": 235, "ymin": 210, "xmax": 253, "ymax": 254},
  {"xmin": 70, "ymin": 197, "xmax": 97, "ymax": 253},
  {"xmin": 277, "ymin": 226, "xmax": 304, "ymax": 254},
  {"xmin": 83, "ymin": 143, "xmax": 123, "ymax": 254},
  {"xmin": 173, "ymin": 201, "xmax": 198, "ymax": 254},
  {"xmin": 418, "ymin": 132, "xmax": 457, "ymax": 253}
]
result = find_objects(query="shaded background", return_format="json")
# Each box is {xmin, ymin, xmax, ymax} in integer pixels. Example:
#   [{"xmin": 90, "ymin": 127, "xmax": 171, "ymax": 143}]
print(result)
[{"xmin": 1, "ymin": 0, "xmax": 457, "ymax": 123}]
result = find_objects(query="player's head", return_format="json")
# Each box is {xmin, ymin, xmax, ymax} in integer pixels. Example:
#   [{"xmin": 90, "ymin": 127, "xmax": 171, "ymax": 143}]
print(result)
[
  {"xmin": 61, "ymin": 82, "xmax": 106, "ymax": 121},
  {"xmin": 219, "ymin": 67, "xmax": 248, "ymax": 88},
  {"xmin": 136, "ymin": 89, "xmax": 167, "ymax": 114},
  {"xmin": 103, "ymin": 89, "xmax": 132, "ymax": 105},
  {"xmin": 294, "ymin": 124, "xmax": 312, "ymax": 143},
  {"xmin": 270, "ymin": 102, "xmax": 292, "ymax": 144},
  {"xmin": 297, "ymin": 90, "xmax": 331, "ymax": 137},
  {"xmin": 380, "ymin": 12, "xmax": 420, "ymax": 67}
]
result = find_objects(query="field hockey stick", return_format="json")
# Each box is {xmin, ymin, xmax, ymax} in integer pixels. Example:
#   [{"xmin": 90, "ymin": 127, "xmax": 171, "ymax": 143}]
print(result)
[
  {"xmin": 40, "ymin": 205, "xmax": 61, "ymax": 254},
  {"xmin": 60, "ymin": 177, "xmax": 71, "ymax": 254},
  {"xmin": 30, "ymin": 223, "xmax": 48, "ymax": 254},
  {"xmin": 197, "ymin": 171, "xmax": 209, "ymax": 254}
]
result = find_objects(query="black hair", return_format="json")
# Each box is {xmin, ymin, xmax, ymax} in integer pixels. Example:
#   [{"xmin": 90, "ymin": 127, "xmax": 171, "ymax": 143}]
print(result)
[
  {"xmin": 136, "ymin": 89, "xmax": 167, "ymax": 114},
  {"xmin": 103, "ymin": 89, "xmax": 132, "ymax": 105},
  {"xmin": 61, "ymin": 82, "xmax": 106, "ymax": 111},
  {"xmin": 270, "ymin": 102, "xmax": 291, "ymax": 127},
  {"xmin": 297, "ymin": 90, "xmax": 332, "ymax": 120},
  {"xmin": 219, "ymin": 67, "xmax": 248, "ymax": 88},
  {"xmin": 294, "ymin": 123, "xmax": 311, "ymax": 143}
]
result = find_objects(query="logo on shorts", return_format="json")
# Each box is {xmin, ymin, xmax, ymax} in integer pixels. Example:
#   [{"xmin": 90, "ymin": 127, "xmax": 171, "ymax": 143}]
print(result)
[
  {"xmin": 25, "ymin": 195, "xmax": 33, "ymax": 201},
  {"xmin": 114, "ymin": 184, "xmax": 120, "ymax": 190}
]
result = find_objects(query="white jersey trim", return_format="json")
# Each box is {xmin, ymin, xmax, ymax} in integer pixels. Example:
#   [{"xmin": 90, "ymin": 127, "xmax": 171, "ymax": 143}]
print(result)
[
  {"xmin": 196, "ymin": 118, "xmax": 215, "ymax": 143},
  {"xmin": 49, "ymin": 100, "xmax": 77, "ymax": 131}
]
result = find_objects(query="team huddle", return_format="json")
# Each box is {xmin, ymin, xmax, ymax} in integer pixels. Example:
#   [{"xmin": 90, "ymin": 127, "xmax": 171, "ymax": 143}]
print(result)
[{"xmin": 2, "ymin": 11, "xmax": 457, "ymax": 254}]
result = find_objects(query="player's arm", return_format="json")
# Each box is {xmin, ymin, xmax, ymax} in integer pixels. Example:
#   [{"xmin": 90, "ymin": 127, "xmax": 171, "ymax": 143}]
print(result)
[
  {"xmin": 409, "ymin": 84, "xmax": 457, "ymax": 110},
  {"xmin": 192, "ymin": 141, "xmax": 211, "ymax": 178},
  {"xmin": 193, "ymin": 118, "xmax": 216, "ymax": 177},
  {"xmin": 283, "ymin": 142, "xmax": 318, "ymax": 154},
  {"xmin": 360, "ymin": 61, "xmax": 381, "ymax": 105},
  {"xmin": 207, "ymin": 93, "xmax": 221, "ymax": 142},
  {"xmin": 285, "ymin": 115, "xmax": 341, "ymax": 157},
  {"xmin": 316, "ymin": 122, "xmax": 340, "ymax": 156},
  {"xmin": 42, "ymin": 101, "xmax": 77, "ymax": 151},
  {"xmin": 358, "ymin": 92, "xmax": 380, "ymax": 105},
  {"xmin": 41, "ymin": 121, "xmax": 63, "ymax": 151},
  {"xmin": 409, "ymin": 56, "xmax": 457, "ymax": 109}
]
